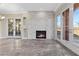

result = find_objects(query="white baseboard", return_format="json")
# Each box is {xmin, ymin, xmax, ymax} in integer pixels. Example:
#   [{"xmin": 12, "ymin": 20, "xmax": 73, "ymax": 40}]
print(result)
[{"xmin": 0, "ymin": 37, "xmax": 8, "ymax": 39}]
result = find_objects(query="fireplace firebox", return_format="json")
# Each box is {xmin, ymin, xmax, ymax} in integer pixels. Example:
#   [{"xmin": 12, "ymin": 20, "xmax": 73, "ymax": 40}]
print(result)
[{"xmin": 36, "ymin": 31, "xmax": 46, "ymax": 39}]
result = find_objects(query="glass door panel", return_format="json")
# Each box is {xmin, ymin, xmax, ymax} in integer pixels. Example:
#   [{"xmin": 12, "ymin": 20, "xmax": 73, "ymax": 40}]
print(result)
[
  {"xmin": 15, "ymin": 19, "xmax": 21, "ymax": 36},
  {"xmin": 8, "ymin": 18, "xmax": 14, "ymax": 36}
]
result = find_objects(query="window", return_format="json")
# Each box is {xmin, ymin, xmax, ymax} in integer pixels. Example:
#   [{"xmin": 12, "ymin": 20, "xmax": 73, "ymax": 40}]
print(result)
[
  {"xmin": 73, "ymin": 8, "xmax": 79, "ymax": 41},
  {"xmin": 56, "ymin": 15, "xmax": 61, "ymax": 39}
]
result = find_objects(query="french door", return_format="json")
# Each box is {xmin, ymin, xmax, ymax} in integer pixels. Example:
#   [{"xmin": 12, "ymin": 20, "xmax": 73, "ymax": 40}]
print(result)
[{"xmin": 8, "ymin": 18, "xmax": 21, "ymax": 38}]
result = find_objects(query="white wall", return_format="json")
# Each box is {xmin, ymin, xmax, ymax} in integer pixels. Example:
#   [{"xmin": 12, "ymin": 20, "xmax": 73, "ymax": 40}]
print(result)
[
  {"xmin": 0, "ymin": 11, "xmax": 54, "ymax": 39},
  {"xmin": 0, "ymin": 20, "xmax": 1, "ymax": 37},
  {"xmin": 23, "ymin": 11, "xmax": 54, "ymax": 39},
  {"xmin": 1, "ymin": 18, "xmax": 8, "ymax": 38}
]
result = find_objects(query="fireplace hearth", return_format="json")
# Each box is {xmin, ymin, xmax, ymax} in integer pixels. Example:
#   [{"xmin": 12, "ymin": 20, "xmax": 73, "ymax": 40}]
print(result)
[{"xmin": 36, "ymin": 31, "xmax": 46, "ymax": 39}]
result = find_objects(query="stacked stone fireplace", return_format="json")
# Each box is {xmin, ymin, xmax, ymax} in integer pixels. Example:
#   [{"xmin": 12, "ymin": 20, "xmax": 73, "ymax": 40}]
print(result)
[{"xmin": 36, "ymin": 30, "xmax": 46, "ymax": 39}]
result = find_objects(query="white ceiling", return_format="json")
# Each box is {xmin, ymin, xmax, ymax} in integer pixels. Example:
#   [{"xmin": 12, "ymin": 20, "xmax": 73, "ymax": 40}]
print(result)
[{"xmin": 0, "ymin": 3, "xmax": 62, "ymax": 13}]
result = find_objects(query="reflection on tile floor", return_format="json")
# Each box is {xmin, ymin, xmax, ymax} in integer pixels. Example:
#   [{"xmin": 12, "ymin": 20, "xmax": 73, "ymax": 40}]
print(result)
[{"xmin": 0, "ymin": 39, "xmax": 77, "ymax": 56}]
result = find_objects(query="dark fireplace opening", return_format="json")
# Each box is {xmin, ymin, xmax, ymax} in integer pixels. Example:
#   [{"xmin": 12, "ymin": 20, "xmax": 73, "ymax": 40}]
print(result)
[{"xmin": 36, "ymin": 31, "xmax": 46, "ymax": 39}]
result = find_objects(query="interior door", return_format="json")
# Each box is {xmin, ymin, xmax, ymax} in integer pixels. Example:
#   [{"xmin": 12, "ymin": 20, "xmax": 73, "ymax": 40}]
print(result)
[
  {"xmin": 63, "ymin": 9, "xmax": 69, "ymax": 41},
  {"xmin": 8, "ymin": 18, "xmax": 21, "ymax": 38}
]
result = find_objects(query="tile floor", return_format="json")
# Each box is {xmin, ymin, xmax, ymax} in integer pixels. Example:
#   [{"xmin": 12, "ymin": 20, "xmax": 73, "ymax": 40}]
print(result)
[{"xmin": 0, "ymin": 39, "xmax": 77, "ymax": 56}]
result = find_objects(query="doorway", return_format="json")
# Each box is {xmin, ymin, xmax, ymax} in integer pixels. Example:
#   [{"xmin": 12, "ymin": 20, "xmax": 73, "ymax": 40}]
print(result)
[{"xmin": 8, "ymin": 18, "xmax": 21, "ymax": 38}]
